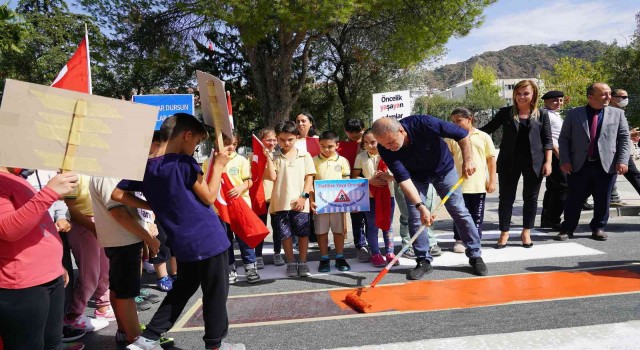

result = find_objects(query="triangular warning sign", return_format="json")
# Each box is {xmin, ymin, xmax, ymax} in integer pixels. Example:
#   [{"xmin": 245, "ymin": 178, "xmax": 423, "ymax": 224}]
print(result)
[{"xmin": 335, "ymin": 189, "xmax": 351, "ymax": 202}]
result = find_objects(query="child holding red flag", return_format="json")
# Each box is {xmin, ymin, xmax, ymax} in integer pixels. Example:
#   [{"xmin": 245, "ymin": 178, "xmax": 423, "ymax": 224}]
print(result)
[
  {"xmin": 250, "ymin": 128, "xmax": 284, "ymax": 266},
  {"xmin": 352, "ymin": 128, "xmax": 397, "ymax": 268}
]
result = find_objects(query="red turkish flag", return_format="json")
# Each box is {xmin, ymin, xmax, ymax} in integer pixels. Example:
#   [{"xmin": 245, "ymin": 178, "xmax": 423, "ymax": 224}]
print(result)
[
  {"xmin": 249, "ymin": 135, "xmax": 268, "ymax": 216},
  {"xmin": 369, "ymin": 158, "xmax": 392, "ymax": 231},
  {"xmin": 305, "ymin": 137, "xmax": 321, "ymax": 157},
  {"xmin": 51, "ymin": 36, "xmax": 91, "ymax": 93},
  {"xmin": 216, "ymin": 173, "xmax": 269, "ymax": 248},
  {"xmin": 337, "ymin": 140, "xmax": 360, "ymax": 168}
]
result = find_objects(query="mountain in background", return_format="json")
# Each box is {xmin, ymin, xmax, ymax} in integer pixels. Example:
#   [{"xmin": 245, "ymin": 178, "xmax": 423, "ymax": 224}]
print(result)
[{"xmin": 426, "ymin": 40, "xmax": 611, "ymax": 89}]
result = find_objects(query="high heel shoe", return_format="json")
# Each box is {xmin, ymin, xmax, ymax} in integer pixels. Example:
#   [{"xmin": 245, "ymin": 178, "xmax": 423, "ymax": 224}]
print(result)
[
  {"xmin": 521, "ymin": 232, "xmax": 533, "ymax": 248},
  {"xmin": 495, "ymin": 232, "xmax": 509, "ymax": 249}
]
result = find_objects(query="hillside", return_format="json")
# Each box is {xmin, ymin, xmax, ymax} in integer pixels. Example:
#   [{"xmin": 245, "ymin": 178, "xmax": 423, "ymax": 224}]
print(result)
[{"xmin": 428, "ymin": 40, "xmax": 611, "ymax": 89}]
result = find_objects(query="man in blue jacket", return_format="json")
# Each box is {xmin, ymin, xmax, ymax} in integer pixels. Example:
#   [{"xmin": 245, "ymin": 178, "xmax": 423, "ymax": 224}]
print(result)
[{"xmin": 372, "ymin": 115, "xmax": 487, "ymax": 279}]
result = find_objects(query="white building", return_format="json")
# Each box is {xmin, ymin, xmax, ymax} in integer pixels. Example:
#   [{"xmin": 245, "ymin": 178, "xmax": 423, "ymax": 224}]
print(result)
[{"xmin": 436, "ymin": 78, "xmax": 541, "ymax": 105}]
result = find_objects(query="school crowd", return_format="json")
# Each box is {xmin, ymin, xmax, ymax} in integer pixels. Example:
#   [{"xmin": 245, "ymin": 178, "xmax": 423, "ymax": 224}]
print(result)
[{"xmin": 0, "ymin": 79, "xmax": 636, "ymax": 350}]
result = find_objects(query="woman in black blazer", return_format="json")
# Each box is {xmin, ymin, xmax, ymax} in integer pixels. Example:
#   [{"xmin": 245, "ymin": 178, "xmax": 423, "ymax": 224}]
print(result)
[{"xmin": 480, "ymin": 80, "xmax": 553, "ymax": 248}]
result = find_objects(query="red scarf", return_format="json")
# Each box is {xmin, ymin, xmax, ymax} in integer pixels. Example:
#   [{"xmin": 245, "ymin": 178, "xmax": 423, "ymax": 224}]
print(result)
[{"xmin": 369, "ymin": 156, "xmax": 392, "ymax": 231}]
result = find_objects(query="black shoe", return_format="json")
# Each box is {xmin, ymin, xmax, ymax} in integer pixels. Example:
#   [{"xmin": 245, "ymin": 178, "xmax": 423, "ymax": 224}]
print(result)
[
  {"xmin": 406, "ymin": 259, "xmax": 433, "ymax": 280},
  {"xmin": 62, "ymin": 325, "xmax": 86, "ymax": 342},
  {"xmin": 591, "ymin": 229, "xmax": 608, "ymax": 241},
  {"xmin": 554, "ymin": 231, "xmax": 573, "ymax": 241},
  {"xmin": 135, "ymin": 296, "xmax": 152, "ymax": 311},
  {"xmin": 335, "ymin": 257, "xmax": 351, "ymax": 271},
  {"xmin": 522, "ymin": 242, "xmax": 534, "ymax": 248},
  {"xmin": 469, "ymin": 257, "xmax": 488, "ymax": 276},
  {"xmin": 540, "ymin": 221, "xmax": 562, "ymax": 231}
]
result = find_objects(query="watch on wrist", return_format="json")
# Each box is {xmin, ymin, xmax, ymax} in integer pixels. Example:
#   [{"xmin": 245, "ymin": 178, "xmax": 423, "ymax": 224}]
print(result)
[
  {"xmin": 415, "ymin": 202, "xmax": 425, "ymax": 209},
  {"xmin": 300, "ymin": 192, "xmax": 310, "ymax": 199}
]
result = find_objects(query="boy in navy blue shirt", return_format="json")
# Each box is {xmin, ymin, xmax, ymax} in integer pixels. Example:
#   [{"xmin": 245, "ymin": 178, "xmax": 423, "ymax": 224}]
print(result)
[{"xmin": 119, "ymin": 113, "xmax": 244, "ymax": 350}]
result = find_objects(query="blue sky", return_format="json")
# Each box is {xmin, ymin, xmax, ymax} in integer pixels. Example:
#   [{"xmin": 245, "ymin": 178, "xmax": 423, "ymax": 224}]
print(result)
[{"xmin": 434, "ymin": 0, "xmax": 640, "ymax": 67}]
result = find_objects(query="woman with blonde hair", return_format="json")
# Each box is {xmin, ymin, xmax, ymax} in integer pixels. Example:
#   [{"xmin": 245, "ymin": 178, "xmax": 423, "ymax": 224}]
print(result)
[{"xmin": 480, "ymin": 80, "xmax": 553, "ymax": 248}]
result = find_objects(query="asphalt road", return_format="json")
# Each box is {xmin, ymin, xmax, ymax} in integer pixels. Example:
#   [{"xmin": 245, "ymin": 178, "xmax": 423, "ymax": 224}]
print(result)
[{"xmin": 79, "ymin": 175, "xmax": 640, "ymax": 350}]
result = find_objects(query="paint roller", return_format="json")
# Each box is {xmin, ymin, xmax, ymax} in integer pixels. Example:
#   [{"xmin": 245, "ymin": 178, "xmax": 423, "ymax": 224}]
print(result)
[{"xmin": 344, "ymin": 177, "xmax": 465, "ymax": 313}]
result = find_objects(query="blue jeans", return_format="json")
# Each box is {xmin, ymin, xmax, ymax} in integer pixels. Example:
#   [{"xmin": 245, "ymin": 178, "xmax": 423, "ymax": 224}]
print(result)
[
  {"xmin": 364, "ymin": 197, "xmax": 396, "ymax": 255},
  {"xmin": 223, "ymin": 222, "xmax": 256, "ymax": 265},
  {"xmin": 349, "ymin": 212, "xmax": 367, "ymax": 249},
  {"xmin": 405, "ymin": 168, "xmax": 482, "ymax": 260}
]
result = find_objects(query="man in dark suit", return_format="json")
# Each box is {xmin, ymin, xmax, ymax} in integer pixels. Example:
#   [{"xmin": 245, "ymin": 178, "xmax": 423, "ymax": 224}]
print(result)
[{"xmin": 555, "ymin": 83, "xmax": 630, "ymax": 241}]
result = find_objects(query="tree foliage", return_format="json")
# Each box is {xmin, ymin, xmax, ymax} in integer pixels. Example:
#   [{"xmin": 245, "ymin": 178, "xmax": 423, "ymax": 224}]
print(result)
[
  {"xmin": 540, "ymin": 57, "xmax": 609, "ymax": 109},
  {"xmin": 464, "ymin": 63, "xmax": 503, "ymax": 112},
  {"xmin": 413, "ymin": 94, "xmax": 462, "ymax": 120}
]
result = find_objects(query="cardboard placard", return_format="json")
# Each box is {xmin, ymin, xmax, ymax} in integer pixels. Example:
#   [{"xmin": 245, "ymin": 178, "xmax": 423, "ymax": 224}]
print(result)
[
  {"xmin": 0, "ymin": 79, "xmax": 158, "ymax": 180},
  {"xmin": 196, "ymin": 70, "xmax": 233, "ymax": 140}
]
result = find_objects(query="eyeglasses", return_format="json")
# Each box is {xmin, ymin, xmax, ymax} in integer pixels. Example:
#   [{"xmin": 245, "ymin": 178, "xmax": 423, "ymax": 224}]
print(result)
[{"xmin": 613, "ymin": 96, "xmax": 629, "ymax": 99}]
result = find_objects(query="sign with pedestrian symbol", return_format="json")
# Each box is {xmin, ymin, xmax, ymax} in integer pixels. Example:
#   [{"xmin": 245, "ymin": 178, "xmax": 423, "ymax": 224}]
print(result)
[{"xmin": 314, "ymin": 179, "xmax": 369, "ymax": 214}]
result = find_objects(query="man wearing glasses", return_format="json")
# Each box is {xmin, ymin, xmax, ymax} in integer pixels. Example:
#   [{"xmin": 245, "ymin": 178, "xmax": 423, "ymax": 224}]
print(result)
[{"xmin": 610, "ymin": 89, "xmax": 640, "ymax": 197}]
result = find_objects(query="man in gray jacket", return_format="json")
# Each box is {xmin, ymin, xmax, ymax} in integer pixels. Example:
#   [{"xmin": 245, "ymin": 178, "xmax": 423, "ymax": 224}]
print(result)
[{"xmin": 555, "ymin": 82, "xmax": 630, "ymax": 241}]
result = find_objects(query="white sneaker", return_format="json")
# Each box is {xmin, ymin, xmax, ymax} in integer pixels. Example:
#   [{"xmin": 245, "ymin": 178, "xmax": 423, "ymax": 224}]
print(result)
[
  {"xmin": 229, "ymin": 264, "xmax": 238, "ymax": 284},
  {"xmin": 453, "ymin": 240, "xmax": 465, "ymax": 253},
  {"xmin": 143, "ymin": 260, "xmax": 156, "ymax": 273},
  {"xmin": 218, "ymin": 342, "xmax": 247, "ymax": 350},
  {"xmin": 126, "ymin": 336, "xmax": 162, "ymax": 350},
  {"xmin": 66, "ymin": 314, "xmax": 109, "ymax": 332},
  {"xmin": 94, "ymin": 305, "xmax": 116, "ymax": 321}
]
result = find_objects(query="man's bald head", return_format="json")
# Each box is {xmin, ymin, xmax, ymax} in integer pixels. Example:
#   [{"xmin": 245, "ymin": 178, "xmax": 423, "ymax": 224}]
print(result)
[
  {"xmin": 586, "ymin": 82, "xmax": 612, "ymax": 110},
  {"xmin": 371, "ymin": 117, "xmax": 407, "ymax": 151}
]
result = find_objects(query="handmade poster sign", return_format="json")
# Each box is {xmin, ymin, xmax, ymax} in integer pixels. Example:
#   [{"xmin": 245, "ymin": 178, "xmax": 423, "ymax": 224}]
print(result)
[
  {"xmin": 196, "ymin": 70, "xmax": 233, "ymax": 140},
  {"xmin": 314, "ymin": 179, "xmax": 370, "ymax": 214},
  {"xmin": 0, "ymin": 79, "xmax": 158, "ymax": 180}
]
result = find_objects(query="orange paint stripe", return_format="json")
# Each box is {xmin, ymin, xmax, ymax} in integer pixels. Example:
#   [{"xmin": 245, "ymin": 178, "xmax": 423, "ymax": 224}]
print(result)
[{"xmin": 329, "ymin": 268, "xmax": 640, "ymax": 313}]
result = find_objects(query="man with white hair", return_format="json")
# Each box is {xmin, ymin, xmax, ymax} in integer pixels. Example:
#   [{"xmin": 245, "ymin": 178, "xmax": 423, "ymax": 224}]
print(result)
[{"xmin": 372, "ymin": 115, "xmax": 487, "ymax": 279}]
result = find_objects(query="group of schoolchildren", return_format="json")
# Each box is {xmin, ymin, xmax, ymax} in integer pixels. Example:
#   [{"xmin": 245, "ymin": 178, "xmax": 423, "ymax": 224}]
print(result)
[{"xmin": 0, "ymin": 107, "xmax": 496, "ymax": 350}]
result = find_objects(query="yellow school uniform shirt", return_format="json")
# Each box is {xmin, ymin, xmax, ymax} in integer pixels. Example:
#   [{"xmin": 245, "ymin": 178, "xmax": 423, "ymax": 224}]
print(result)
[
  {"xmin": 202, "ymin": 152, "xmax": 251, "ymax": 207},
  {"xmin": 353, "ymin": 151, "xmax": 395, "ymax": 197},
  {"xmin": 269, "ymin": 149, "xmax": 316, "ymax": 213},
  {"xmin": 313, "ymin": 153, "xmax": 350, "ymax": 181},
  {"xmin": 445, "ymin": 128, "xmax": 496, "ymax": 194},
  {"xmin": 64, "ymin": 174, "xmax": 94, "ymax": 216}
]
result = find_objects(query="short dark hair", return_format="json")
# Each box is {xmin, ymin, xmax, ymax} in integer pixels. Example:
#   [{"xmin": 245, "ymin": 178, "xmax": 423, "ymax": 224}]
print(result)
[
  {"xmin": 169, "ymin": 113, "xmax": 207, "ymax": 140},
  {"xmin": 319, "ymin": 130, "xmax": 339, "ymax": 142},
  {"xmin": 256, "ymin": 127, "xmax": 275, "ymax": 140},
  {"xmin": 612, "ymin": 88, "xmax": 627, "ymax": 96},
  {"xmin": 275, "ymin": 120, "xmax": 298, "ymax": 136},
  {"xmin": 450, "ymin": 107, "xmax": 473, "ymax": 119},
  {"xmin": 586, "ymin": 84, "xmax": 596, "ymax": 96},
  {"xmin": 158, "ymin": 115, "xmax": 177, "ymax": 142},
  {"xmin": 344, "ymin": 118, "xmax": 364, "ymax": 133},
  {"xmin": 360, "ymin": 128, "xmax": 373, "ymax": 150},
  {"xmin": 152, "ymin": 130, "xmax": 163, "ymax": 143}
]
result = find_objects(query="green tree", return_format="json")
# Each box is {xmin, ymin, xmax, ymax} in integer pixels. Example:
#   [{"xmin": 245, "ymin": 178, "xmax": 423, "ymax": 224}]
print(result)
[
  {"xmin": 464, "ymin": 63, "xmax": 503, "ymax": 111},
  {"xmin": 601, "ymin": 11, "xmax": 640, "ymax": 125},
  {"xmin": 413, "ymin": 94, "xmax": 462, "ymax": 120},
  {"xmin": 0, "ymin": 4, "xmax": 29, "ymax": 54},
  {"xmin": 541, "ymin": 57, "xmax": 609, "ymax": 109}
]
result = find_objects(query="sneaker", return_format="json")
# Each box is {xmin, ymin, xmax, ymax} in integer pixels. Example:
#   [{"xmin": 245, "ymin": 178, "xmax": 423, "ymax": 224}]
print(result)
[
  {"xmin": 286, "ymin": 262, "xmax": 298, "ymax": 277},
  {"xmin": 217, "ymin": 342, "xmax": 247, "ymax": 350},
  {"xmin": 610, "ymin": 200, "xmax": 627, "ymax": 207},
  {"xmin": 298, "ymin": 262, "xmax": 311, "ymax": 277},
  {"xmin": 66, "ymin": 314, "xmax": 109, "ymax": 332},
  {"xmin": 139, "ymin": 289, "xmax": 161, "ymax": 304},
  {"xmin": 135, "ymin": 296, "xmax": 152, "ymax": 311},
  {"xmin": 469, "ymin": 257, "xmax": 488, "ymax": 276},
  {"xmin": 156, "ymin": 275, "xmax": 173, "ymax": 292},
  {"xmin": 115, "ymin": 329, "xmax": 128, "ymax": 344},
  {"xmin": 335, "ymin": 257, "xmax": 351, "ymax": 271},
  {"xmin": 429, "ymin": 244, "xmax": 443, "ymax": 257},
  {"xmin": 126, "ymin": 336, "xmax": 162, "ymax": 350},
  {"xmin": 308, "ymin": 241, "xmax": 319, "ymax": 249},
  {"xmin": 273, "ymin": 253, "xmax": 285, "ymax": 266},
  {"xmin": 62, "ymin": 325, "xmax": 86, "ymax": 342},
  {"xmin": 94, "ymin": 305, "xmax": 116, "ymax": 321},
  {"xmin": 318, "ymin": 258, "xmax": 330, "ymax": 273},
  {"xmin": 357, "ymin": 246, "xmax": 370, "ymax": 262},
  {"xmin": 143, "ymin": 260, "xmax": 155, "ymax": 273},
  {"xmin": 244, "ymin": 264, "xmax": 261, "ymax": 284},
  {"xmin": 63, "ymin": 343, "xmax": 85, "ymax": 350},
  {"xmin": 403, "ymin": 247, "xmax": 416, "ymax": 259},
  {"xmin": 159, "ymin": 336, "xmax": 175, "ymax": 349},
  {"xmin": 371, "ymin": 253, "xmax": 387, "ymax": 268},
  {"xmin": 406, "ymin": 258, "xmax": 433, "ymax": 280},
  {"xmin": 385, "ymin": 253, "xmax": 400, "ymax": 266},
  {"xmin": 256, "ymin": 257, "xmax": 265, "ymax": 269},
  {"xmin": 229, "ymin": 264, "xmax": 238, "ymax": 284},
  {"xmin": 453, "ymin": 240, "xmax": 465, "ymax": 254}
]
